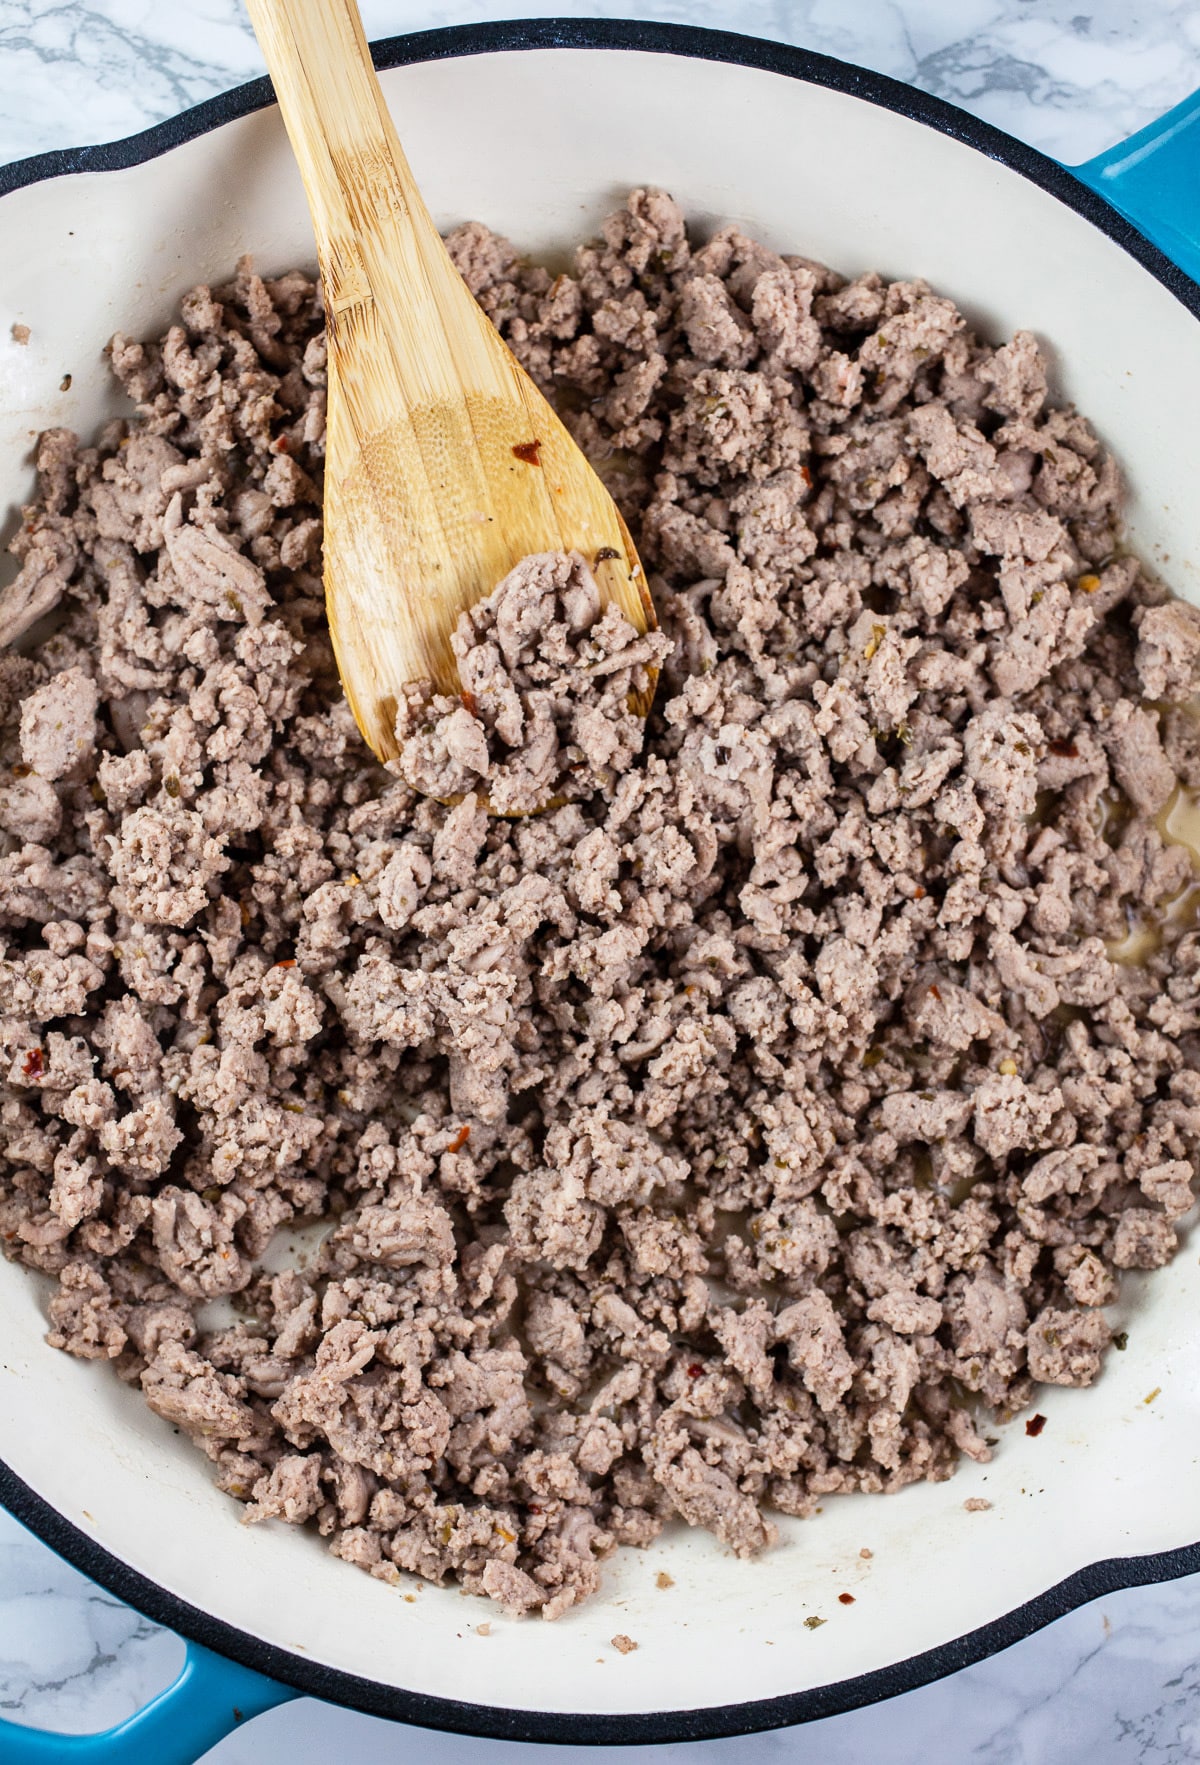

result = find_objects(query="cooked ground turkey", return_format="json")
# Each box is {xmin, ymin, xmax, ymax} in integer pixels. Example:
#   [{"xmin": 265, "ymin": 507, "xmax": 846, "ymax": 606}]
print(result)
[
  {"xmin": 2, "ymin": 193, "xmax": 1200, "ymax": 1621},
  {"xmin": 394, "ymin": 549, "xmax": 669, "ymax": 814}
]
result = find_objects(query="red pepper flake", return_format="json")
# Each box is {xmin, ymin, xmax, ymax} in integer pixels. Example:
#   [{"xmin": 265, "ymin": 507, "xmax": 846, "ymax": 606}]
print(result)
[
  {"xmin": 21, "ymin": 1048, "xmax": 44, "ymax": 1079},
  {"xmin": 447, "ymin": 1124, "xmax": 471, "ymax": 1154},
  {"xmin": 273, "ymin": 435, "xmax": 290, "ymax": 453},
  {"xmin": 11, "ymin": 763, "xmax": 30, "ymax": 779},
  {"xmin": 687, "ymin": 1363, "xmax": 704, "ymax": 1379},
  {"xmin": 800, "ymin": 464, "xmax": 813, "ymax": 487},
  {"xmin": 1048, "ymin": 738, "xmax": 1079, "ymax": 758},
  {"xmin": 512, "ymin": 439, "xmax": 542, "ymax": 466},
  {"xmin": 913, "ymin": 885, "xmax": 926, "ymax": 900},
  {"xmin": 527, "ymin": 1503, "xmax": 541, "ymax": 1515},
  {"xmin": 274, "ymin": 958, "xmax": 297, "ymax": 969},
  {"xmin": 838, "ymin": 1592, "xmax": 856, "ymax": 1605},
  {"xmin": 460, "ymin": 689, "xmax": 479, "ymax": 717},
  {"xmin": 929, "ymin": 983, "xmax": 941, "ymax": 1000},
  {"xmin": 1025, "ymin": 1413, "xmax": 1047, "ymax": 1437}
]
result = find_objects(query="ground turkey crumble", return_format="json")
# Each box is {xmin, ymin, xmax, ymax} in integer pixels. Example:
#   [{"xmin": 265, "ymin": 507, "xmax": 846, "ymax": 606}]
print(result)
[
  {"xmin": 394, "ymin": 549, "xmax": 669, "ymax": 814},
  {"xmin": 2, "ymin": 194, "xmax": 1200, "ymax": 1621}
]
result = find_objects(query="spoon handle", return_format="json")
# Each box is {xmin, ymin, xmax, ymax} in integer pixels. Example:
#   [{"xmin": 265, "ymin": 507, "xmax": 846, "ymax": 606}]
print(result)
[{"xmin": 245, "ymin": 0, "xmax": 501, "ymax": 405}]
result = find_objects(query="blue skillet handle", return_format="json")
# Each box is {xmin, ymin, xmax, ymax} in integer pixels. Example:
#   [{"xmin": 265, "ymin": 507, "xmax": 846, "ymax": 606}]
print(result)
[
  {"xmin": 0, "ymin": 1640, "xmax": 297, "ymax": 1764},
  {"xmin": 1071, "ymin": 84, "xmax": 1200, "ymax": 285}
]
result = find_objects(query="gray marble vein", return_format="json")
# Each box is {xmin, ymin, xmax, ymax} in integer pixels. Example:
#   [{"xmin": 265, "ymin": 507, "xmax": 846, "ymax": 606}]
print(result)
[
  {"xmin": 0, "ymin": 1510, "xmax": 182, "ymax": 1735},
  {"xmin": 3, "ymin": 2, "xmax": 1200, "ymax": 1762}
]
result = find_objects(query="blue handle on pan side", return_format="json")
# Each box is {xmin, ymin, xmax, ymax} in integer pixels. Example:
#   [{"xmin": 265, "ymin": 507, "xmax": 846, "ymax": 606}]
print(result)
[
  {"xmin": 0, "ymin": 1641, "xmax": 296, "ymax": 1764},
  {"xmin": 1071, "ymin": 84, "xmax": 1200, "ymax": 287}
]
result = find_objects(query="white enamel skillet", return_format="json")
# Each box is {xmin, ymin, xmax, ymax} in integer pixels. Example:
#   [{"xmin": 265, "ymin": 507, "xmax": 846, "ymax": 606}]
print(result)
[{"xmin": 0, "ymin": 19, "xmax": 1199, "ymax": 1759}]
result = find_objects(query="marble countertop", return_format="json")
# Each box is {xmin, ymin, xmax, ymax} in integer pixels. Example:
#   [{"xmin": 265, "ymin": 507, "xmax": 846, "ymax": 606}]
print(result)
[{"xmin": 2, "ymin": 2, "xmax": 1200, "ymax": 1760}]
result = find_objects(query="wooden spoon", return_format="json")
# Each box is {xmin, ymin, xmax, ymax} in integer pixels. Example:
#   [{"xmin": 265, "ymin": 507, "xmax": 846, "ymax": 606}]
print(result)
[{"xmin": 245, "ymin": 0, "xmax": 656, "ymax": 771}]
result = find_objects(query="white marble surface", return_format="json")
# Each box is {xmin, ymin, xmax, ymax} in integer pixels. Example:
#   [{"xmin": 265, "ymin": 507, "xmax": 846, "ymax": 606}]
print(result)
[
  {"xmin": 2, "ymin": 1, "xmax": 1200, "ymax": 1760},
  {"xmin": 1, "ymin": 0, "xmax": 1200, "ymax": 167}
]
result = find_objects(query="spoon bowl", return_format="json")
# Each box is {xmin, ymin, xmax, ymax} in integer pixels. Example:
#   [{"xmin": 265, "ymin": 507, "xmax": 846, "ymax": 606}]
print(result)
[{"xmin": 245, "ymin": 0, "xmax": 657, "ymax": 767}]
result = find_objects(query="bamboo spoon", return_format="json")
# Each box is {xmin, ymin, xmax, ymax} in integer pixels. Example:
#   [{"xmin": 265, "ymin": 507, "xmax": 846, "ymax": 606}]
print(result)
[{"xmin": 245, "ymin": 0, "xmax": 657, "ymax": 774}]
